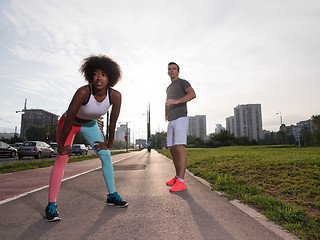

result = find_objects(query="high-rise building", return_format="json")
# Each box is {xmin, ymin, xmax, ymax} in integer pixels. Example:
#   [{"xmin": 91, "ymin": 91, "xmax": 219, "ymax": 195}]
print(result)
[
  {"xmin": 226, "ymin": 116, "xmax": 235, "ymax": 135},
  {"xmin": 188, "ymin": 115, "xmax": 207, "ymax": 140},
  {"xmin": 229, "ymin": 104, "xmax": 263, "ymax": 141},
  {"xmin": 115, "ymin": 124, "xmax": 130, "ymax": 144},
  {"xmin": 20, "ymin": 109, "xmax": 59, "ymax": 139}
]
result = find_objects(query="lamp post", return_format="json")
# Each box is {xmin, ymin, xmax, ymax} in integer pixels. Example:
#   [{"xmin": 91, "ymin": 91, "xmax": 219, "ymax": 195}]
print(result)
[
  {"xmin": 276, "ymin": 112, "xmax": 283, "ymax": 126},
  {"xmin": 16, "ymin": 98, "xmax": 27, "ymax": 139},
  {"xmin": 147, "ymin": 102, "xmax": 151, "ymax": 152}
]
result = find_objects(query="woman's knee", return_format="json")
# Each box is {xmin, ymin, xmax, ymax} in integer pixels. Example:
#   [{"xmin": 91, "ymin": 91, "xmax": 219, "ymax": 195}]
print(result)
[{"xmin": 97, "ymin": 149, "xmax": 111, "ymax": 162}]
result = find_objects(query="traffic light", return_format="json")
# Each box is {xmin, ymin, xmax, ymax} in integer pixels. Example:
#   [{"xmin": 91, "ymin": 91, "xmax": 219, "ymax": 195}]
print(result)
[{"xmin": 125, "ymin": 135, "xmax": 128, "ymax": 141}]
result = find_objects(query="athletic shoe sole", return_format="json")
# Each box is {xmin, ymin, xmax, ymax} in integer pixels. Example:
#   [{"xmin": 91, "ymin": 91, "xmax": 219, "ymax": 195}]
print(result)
[
  {"xmin": 45, "ymin": 216, "xmax": 61, "ymax": 222},
  {"xmin": 107, "ymin": 202, "xmax": 128, "ymax": 208}
]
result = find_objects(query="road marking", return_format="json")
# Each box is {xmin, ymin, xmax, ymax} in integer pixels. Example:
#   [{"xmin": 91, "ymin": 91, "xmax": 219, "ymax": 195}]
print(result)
[{"xmin": 0, "ymin": 153, "xmax": 135, "ymax": 205}]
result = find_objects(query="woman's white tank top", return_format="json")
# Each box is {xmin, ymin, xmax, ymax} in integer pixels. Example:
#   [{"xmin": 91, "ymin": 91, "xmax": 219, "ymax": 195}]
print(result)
[{"xmin": 76, "ymin": 85, "xmax": 111, "ymax": 120}]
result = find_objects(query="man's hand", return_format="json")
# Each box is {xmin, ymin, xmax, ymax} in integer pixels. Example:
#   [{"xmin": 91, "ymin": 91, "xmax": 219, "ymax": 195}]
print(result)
[
  {"xmin": 94, "ymin": 141, "xmax": 109, "ymax": 152},
  {"xmin": 166, "ymin": 99, "xmax": 179, "ymax": 106},
  {"xmin": 58, "ymin": 145, "xmax": 72, "ymax": 156}
]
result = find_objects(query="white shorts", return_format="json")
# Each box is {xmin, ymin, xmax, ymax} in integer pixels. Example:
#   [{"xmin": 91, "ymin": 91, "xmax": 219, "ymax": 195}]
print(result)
[{"xmin": 167, "ymin": 117, "xmax": 189, "ymax": 147}]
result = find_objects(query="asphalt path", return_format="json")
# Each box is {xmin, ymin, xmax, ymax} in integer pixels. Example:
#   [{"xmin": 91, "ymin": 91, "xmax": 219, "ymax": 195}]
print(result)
[
  {"xmin": 0, "ymin": 150, "xmax": 297, "ymax": 240},
  {"xmin": 0, "ymin": 150, "xmax": 97, "ymax": 165}
]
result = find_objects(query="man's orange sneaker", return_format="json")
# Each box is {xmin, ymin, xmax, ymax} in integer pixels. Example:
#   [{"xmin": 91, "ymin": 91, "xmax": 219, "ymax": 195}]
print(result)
[
  {"xmin": 166, "ymin": 176, "xmax": 178, "ymax": 186},
  {"xmin": 169, "ymin": 179, "xmax": 186, "ymax": 192}
]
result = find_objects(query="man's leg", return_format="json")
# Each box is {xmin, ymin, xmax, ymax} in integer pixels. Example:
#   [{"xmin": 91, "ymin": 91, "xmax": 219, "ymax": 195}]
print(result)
[
  {"xmin": 170, "ymin": 145, "xmax": 187, "ymax": 179},
  {"xmin": 169, "ymin": 146, "xmax": 179, "ymax": 176}
]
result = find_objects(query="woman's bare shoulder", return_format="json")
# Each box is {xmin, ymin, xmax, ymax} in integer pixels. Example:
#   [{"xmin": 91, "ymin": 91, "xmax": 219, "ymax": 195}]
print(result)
[
  {"xmin": 109, "ymin": 88, "xmax": 121, "ymax": 97},
  {"xmin": 75, "ymin": 85, "xmax": 90, "ymax": 96}
]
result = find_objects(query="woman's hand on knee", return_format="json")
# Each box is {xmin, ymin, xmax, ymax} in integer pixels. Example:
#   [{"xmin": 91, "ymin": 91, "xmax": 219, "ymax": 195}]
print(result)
[
  {"xmin": 58, "ymin": 145, "xmax": 72, "ymax": 156},
  {"xmin": 94, "ymin": 141, "xmax": 109, "ymax": 151}
]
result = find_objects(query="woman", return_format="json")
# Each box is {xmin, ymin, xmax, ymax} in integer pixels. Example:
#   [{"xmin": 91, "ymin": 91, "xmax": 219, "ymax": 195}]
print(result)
[{"xmin": 45, "ymin": 55, "xmax": 127, "ymax": 222}]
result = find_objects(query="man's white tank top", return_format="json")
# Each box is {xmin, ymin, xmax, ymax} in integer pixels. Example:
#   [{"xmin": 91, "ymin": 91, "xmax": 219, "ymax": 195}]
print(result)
[{"xmin": 76, "ymin": 85, "xmax": 111, "ymax": 120}]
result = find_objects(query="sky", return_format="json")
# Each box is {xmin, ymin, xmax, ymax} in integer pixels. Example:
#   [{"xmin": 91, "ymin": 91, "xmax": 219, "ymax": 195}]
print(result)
[{"xmin": 0, "ymin": 0, "xmax": 320, "ymax": 141}]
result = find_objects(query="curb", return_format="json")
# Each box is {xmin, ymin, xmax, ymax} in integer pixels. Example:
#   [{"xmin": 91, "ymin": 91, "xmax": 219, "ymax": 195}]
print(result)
[{"xmin": 186, "ymin": 169, "xmax": 299, "ymax": 240}]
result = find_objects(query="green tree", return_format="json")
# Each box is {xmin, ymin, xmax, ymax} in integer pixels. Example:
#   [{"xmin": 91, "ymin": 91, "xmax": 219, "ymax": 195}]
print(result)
[
  {"xmin": 187, "ymin": 135, "xmax": 204, "ymax": 147},
  {"xmin": 211, "ymin": 129, "xmax": 235, "ymax": 147},
  {"xmin": 311, "ymin": 115, "xmax": 320, "ymax": 146},
  {"xmin": 274, "ymin": 130, "xmax": 288, "ymax": 144},
  {"xmin": 259, "ymin": 131, "xmax": 276, "ymax": 145},
  {"xmin": 111, "ymin": 140, "xmax": 127, "ymax": 149},
  {"xmin": 26, "ymin": 125, "xmax": 47, "ymax": 141},
  {"xmin": 234, "ymin": 136, "xmax": 250, "ymax": 145},
  {"xmin": 73, "ymin": 132, "xmax": 88, "ymax": 145},
  {"xmin": 301, "ymin": 130, "xmax": 313, "ymax": 147},
  {"xmin": 150, "ymin": 131, "xmax": 167, "ymax": 149}
]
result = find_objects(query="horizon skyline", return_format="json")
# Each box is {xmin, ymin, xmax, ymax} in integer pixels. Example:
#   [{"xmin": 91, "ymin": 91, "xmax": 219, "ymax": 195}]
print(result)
[
  {"xmin": 1, "ymin": 1, "xmax": 320, "ymax": 138},
  {"xmin": 0, "ymin": 103, "xmax": 315, "ymax": 137}
]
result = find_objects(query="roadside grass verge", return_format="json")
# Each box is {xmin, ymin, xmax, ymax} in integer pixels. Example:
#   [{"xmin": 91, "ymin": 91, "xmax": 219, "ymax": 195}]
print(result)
[
  {"xmin": 157, "ymin": 146, "xmax": 320, "ymax": 240},
  {"xmin": 0, "ymin": 151, "xmax": 127, "ymax": 174}
]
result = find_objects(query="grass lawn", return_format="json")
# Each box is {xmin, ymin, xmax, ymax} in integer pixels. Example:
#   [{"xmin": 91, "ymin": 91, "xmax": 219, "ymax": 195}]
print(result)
[{"xmin": 158, "ymin": 145, "xmax": 320, "ymax": 240}]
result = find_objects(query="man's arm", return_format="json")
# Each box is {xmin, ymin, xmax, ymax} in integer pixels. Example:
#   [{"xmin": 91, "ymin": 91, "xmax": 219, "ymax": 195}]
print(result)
[{"xmin": 166, "ymin": 86, "xmax": 196, "ymax": 106}]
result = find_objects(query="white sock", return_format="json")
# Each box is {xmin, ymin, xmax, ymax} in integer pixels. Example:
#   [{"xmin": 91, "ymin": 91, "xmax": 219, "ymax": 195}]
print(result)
[{"xmin": 178, "ymin": 177, "xmax": 184, "ymax": 182}]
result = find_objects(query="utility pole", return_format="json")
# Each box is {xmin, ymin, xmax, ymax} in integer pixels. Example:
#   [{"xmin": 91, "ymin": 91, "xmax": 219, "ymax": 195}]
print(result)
[
  {"xmin": 147, "ymin": 102, "xmax": 151, "ymax": 152},
  {"xmin": 125, "ymin": 122, "xmax": 128, "ymax": 152},
  {"xmin": 106, "ymin": 111, "xmax": 109, "ymax": 141},
  {"xmin": 147, "ymin": 102, "xmax": 150, "ymax": 140},
  {"xmin": 276, "ymin": 112, "xmax": 283, "ymax": 126},
  {"xmin": 16, "ymin": 98, "xmax": 27, "ymax": 139}
]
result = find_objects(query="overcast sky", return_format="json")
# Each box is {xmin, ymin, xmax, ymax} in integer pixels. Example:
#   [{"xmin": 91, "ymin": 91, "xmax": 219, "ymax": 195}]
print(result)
[{"xmin": 1, "ymin": 0, "xmax": 319, "ymax": 141}]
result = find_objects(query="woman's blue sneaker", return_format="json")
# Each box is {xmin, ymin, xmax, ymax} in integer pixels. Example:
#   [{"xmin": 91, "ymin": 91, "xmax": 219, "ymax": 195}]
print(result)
[
  {"xmin": 45, "ymin": 202, "xmax": 61, "ymax": 222},
  {"xmin": 107, "ymin": 192, "xmax": 128, "ymax": 207}
]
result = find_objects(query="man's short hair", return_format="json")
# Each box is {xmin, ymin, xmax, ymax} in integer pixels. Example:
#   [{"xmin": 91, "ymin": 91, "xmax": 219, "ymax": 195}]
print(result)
[{"xmin": 168, "ymin": 62, "xmax": 180, "ymax": 71}]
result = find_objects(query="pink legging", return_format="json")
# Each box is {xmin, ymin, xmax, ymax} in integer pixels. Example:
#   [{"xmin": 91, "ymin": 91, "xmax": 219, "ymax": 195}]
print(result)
[{"xmin": 48, "ymin": 114, "xmax": 115, "ymax": 202}]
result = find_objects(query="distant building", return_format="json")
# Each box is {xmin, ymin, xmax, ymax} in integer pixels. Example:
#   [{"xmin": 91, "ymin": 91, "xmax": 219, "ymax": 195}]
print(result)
[
  {"xmin": 0, "ymin": 132, "xmax": 16, "ymax": 139},
  {"xmin": 20, "ymin": 109, "xmax": 59, "ymax": 139},
  {"xmin": 226, "ymin": 116, "xmax": 235, "ymax": 135},
  {"xmin": 115, "ymin": 124, "xmax": 131, "ymax": 144},
  {"xmin": 226, "ymin": 104, "xmax": 263, "ymax": 141},
  {"xmin": 136, "ymin": 139, "xmax": 147, "ymax": 148},
  {"xmin": 188, "ymin": 115, "xmax": 207, "ymax": 141},
  {"xmin": 297, "ymin": 119, "xmax": 312, "ymax": 133},
  {"xmin": 215, "ymin": 124, "xmax": 224, "ymax": 134},
  {"xmin": 286, "ymin": 119, "xmax": 312, "ymax": 144}
]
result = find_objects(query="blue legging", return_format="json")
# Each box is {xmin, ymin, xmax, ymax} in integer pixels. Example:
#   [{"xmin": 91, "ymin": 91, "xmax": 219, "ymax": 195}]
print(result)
[
  {"xmin": 48, "ymin": 114, "xmax": 115, "ymax": 202},
  {"xmin": 80, "ymin": 120, "xmax": 115, "ymax": 193}
]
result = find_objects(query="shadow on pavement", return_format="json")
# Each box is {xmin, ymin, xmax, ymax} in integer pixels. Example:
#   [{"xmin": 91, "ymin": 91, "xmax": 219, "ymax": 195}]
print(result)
[
  {"xmin": 79, "ymin": 205, "xmax": 128, "ymax": 240},
  {"xmin": 171, "ymin": 190, "xmax": 234, "ymax": 240}
]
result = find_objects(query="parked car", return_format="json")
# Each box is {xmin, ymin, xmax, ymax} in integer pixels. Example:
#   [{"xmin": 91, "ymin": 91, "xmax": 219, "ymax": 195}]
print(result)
[
  {"xmin": 11, "ymin": 142, "xmax": 23, "ymax": 150},
  {"xmin": 0, "ymin": 141, "xmax": 18, "ymax": 158},
  {"xmin": 49, "ymin": 142, "xmax": 58, "ymax": 155},
  {"xmin": 72, "ymin": 144, "xmax": 88, "ymax": 155},
  {"xmin": 18, "ymin": 141, "xmax": 54, "ymax": 159}
]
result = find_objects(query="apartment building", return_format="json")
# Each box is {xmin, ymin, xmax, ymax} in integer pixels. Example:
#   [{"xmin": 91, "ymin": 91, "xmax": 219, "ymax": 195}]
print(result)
[
  {"xmin": 188, "ymin": 115, "xmax": 207, "ymax": 141},
  {"xmin": 20, "ymin": 109, "xmax": 59, "ymax": 139},
  {"xmin": 226, "ymin": 104, "xmax": 263, "ymax": 141}
]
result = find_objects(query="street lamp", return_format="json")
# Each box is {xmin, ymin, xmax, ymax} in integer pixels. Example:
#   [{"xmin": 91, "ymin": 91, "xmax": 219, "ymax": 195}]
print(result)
[
  {"xmin": 276, "ymin": 112, "xmax": 283, "ymax": 126},
  {"xmin": 16, "ymin": 98, "xmax": 27, "ymax": 139}
]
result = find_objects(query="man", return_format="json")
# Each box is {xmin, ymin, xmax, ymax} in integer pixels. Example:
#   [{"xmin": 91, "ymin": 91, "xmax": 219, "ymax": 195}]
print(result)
[{"xmin": 165, "ymin": 62, "xmax": 196, "ymax": 192}]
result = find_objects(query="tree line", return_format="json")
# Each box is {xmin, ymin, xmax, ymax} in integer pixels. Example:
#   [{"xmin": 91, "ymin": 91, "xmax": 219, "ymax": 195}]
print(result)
[{"xmin": 149, "ymin": 114, "xmax": 320, "ymax": 149}]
